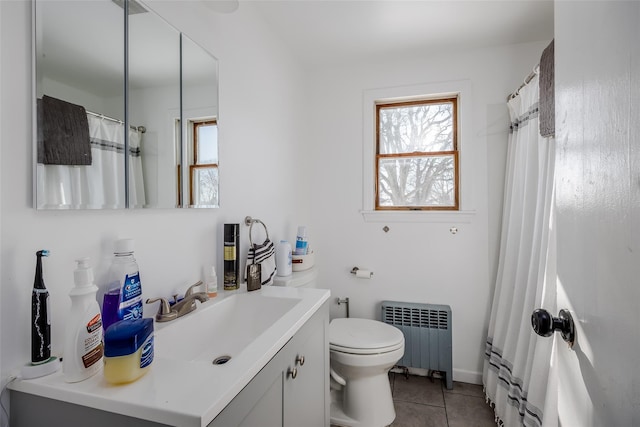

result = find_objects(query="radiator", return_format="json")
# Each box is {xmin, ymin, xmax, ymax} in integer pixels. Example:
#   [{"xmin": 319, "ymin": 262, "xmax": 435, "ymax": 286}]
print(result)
[{"xmin": 381, "ymin": 301, "xmax": 453, "ymax": 389}]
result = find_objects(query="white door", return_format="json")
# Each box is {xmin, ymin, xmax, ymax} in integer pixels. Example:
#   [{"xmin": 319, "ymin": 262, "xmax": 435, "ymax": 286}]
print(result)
[{"xmin": 554, "ymin": 1, "xmax": 640, "ymax": 426}]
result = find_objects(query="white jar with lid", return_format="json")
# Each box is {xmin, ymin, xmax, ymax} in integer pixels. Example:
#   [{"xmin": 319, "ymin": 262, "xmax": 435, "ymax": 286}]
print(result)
[{"xmin": 275, "ymin": 240, "xmax": 292, "ymax": 277}]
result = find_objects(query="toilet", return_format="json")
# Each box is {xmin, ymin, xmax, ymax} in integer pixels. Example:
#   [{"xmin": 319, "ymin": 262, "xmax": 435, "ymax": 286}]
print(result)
[{"xmin": 273, "ymin": 268, "xmax": 405, "ymax": 427}]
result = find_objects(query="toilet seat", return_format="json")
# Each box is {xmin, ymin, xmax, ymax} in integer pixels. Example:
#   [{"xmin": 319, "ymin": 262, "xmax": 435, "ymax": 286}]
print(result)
[{"xmin": 330, "ymin": 318, "xmax": 404, "ymax": 355}]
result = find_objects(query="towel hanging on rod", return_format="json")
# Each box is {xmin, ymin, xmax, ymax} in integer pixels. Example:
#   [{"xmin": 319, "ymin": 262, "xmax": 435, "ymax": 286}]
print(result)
[{"xmin": 244, "ymin": 217, "xmax": 277, "ymax": 287}]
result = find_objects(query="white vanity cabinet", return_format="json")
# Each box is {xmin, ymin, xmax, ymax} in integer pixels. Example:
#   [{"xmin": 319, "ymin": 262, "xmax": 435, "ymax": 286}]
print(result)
[
  {"xmin": 209, "ymin": 300, "xmax": 329, "ymax": 427},
  {"xmin": 10, "ymin": 296, "xmax": 329, "ymax": 427}
]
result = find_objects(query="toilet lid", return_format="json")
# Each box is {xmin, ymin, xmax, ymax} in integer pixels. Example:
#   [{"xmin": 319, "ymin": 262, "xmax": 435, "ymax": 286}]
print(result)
[{"xmin": 330, "ymin": 318, "xmax": 404, "ymax": 355}]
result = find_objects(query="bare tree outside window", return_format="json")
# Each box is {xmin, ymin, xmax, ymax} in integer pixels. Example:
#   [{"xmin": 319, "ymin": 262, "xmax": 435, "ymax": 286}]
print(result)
[{"xmin": 376, "ymin": 97, "xmax": 458, "ymax": 210}]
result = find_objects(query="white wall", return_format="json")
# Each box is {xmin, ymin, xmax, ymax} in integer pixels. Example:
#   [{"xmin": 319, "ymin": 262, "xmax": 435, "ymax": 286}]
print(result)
[
  {"xmin": 0, "ymin": 2, "xmax": 309, "ymax": 422},
  {"xmin": 129, "ymin": 83, "xmax": 182, "ymax": 208},
  {"xmin": 1, "ymin": 2, "xmax": 551, "ymax": 421},
  {"xmin": 307, "ymin": 41, "xmax": 549, "ymax": 383}
]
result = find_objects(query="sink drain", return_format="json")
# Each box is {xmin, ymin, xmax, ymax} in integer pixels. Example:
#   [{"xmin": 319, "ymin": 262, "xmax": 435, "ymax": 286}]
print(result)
[{"xmin": 213, "ymin": 355, "xmax": 231, "ymax": 365}]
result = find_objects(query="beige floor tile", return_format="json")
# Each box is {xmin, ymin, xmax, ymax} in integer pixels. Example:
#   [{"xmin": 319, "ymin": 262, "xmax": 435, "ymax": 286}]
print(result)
[
  {"xmin": 333, "ymin": 375, "xmax": 496, "ymax": 427},
  {"xmin": 391, "ymin": 400, "xmax": 448, "ymax": 427},
  {"xmin": 444, "ymin": 381, "xmax": 485, "ymax": 398},
  {"xmin": 444, "ymin": 393, "xmax": 497, "ymax": 427},
  {"xmin": 392, "ymin": 373, "xmax": 445, "ymax": 407}
]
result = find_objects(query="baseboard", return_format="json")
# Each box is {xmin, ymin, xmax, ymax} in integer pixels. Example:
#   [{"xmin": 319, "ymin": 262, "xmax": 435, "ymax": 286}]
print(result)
[{"xmin": 453, "ymin": 368, "xmax": 482, "ymax": 385}]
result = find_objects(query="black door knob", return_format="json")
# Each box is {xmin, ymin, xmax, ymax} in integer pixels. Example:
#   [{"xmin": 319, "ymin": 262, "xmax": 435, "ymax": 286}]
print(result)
[{"xmin": 531, "ymin": 308, "xmax": 575, "ymax": 347}]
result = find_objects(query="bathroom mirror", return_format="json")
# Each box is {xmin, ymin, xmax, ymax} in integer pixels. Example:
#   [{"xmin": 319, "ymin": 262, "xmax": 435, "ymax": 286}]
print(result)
[
  {"xmin": 35, "ymin": 0, "xmax": 125, "ymax": 209},
  {"xmin": 33, "ymin": 0, "xmax": 219, "ymax": 209},
  {"xmin": 181, "ymin": 35, "xmax": 219, "ymax": 208},
  {"xmin": 128, "ymin": 6, "xmax": 181, "ymax": 208}
]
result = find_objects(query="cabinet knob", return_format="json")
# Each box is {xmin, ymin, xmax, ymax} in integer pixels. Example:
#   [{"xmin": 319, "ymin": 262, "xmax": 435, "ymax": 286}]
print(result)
[
  {"xmin": 296, "ymin": 355, "xmax": 305, "ymax": 366},
  {"xmin": 288, "ymin": 367, "xmax": 298, "ymax": 379}
]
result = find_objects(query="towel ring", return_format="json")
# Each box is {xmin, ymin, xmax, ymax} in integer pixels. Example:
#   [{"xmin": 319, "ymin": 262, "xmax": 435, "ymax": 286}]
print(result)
[{"xmin": 248, "ymin": 219, "xmax": 269, "ymax": 249}]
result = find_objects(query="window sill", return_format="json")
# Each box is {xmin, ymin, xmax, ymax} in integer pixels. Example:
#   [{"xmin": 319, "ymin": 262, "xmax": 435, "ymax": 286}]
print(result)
[{"xmin": 360, "ymin": 210, "xmax": 476, "ymax": 224}]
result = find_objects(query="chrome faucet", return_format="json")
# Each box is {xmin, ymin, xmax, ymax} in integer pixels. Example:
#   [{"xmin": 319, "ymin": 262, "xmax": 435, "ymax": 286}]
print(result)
[
  {"xmin": 146, "ymin": 281, "xmax": 209, "ymax": 322},
  {"xmin": 172, "ymin": 291, "xmax": 209, "ymax": 317}
]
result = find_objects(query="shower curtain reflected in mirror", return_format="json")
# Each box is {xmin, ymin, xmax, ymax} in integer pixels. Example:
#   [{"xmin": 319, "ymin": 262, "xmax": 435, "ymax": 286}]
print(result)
[{"xmin": 36, "ymin": 114, "xmax": 145, "ymax": 209}]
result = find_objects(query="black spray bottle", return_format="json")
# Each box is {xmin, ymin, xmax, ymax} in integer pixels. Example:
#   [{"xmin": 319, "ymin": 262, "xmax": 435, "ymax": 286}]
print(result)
[{"xmin": 32, "ymin": 249, "xmax": 51, "ymax": 364}]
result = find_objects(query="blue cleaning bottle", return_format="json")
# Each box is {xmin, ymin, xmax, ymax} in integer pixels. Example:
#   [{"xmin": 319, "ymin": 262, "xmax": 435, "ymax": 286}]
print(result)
[
  {"xmin": 101, "ymin": 239, "xmax": 143, "ymax": 331},
  {"xmin": 32, "ymin": 249, "xmax": 52, "ymax": 365}
]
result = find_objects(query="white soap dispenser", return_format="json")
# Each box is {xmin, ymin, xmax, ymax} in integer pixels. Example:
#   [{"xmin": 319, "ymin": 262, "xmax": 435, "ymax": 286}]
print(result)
[{"xmin": 63, "ymin": 258, "xmax": 104, "ymax": 383}]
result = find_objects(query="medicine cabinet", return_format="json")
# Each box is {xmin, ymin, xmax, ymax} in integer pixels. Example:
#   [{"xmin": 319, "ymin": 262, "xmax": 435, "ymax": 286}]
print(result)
[{"xmin": 33, "ymin": 0, "xmax": 219, "ymax": 209}]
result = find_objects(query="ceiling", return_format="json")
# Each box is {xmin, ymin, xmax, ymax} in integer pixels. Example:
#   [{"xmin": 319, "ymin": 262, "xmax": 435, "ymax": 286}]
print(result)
[{"xmin": 246, "ymin": 0, "xmax": 554, "ymax": 68}]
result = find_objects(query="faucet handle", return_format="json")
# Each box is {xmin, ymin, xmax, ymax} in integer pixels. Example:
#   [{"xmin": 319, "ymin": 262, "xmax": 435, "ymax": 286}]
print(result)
[
  {"xmin": 185, "ymin": 280, "xmax": 204, "ymax": 297},
  {"xmin": 146, "ymin": 297, "xmax": 178, "ymax": 322}
]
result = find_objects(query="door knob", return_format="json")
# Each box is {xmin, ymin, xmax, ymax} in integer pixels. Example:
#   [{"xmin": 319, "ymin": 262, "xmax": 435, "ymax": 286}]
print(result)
[{"xmin": 531, "ymin": 308, "xmax": 575, "ymax": 347}]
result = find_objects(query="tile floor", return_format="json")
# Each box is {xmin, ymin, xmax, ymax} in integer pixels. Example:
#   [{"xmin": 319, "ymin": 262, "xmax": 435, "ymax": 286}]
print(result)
[
  {"xmin": 332, "ymin": 373, "xmax": 497, "ymax": 427},
  {"xmin": 388, "ymin": 373, "xmax": 497, "ymax": 427}
]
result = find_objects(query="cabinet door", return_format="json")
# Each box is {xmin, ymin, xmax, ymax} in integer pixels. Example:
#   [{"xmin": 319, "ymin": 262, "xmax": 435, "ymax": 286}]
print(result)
[
  {"xmin": 210, "ymin": 300, "xmax": 329, "ymax": 427},
  {"xmin": 209, "ymin": 361, "xmax": 284, "ymax": 427},
  {"xmin": 238, "ymin": 373, "xmax": 283, "ymax": 427},
  {"xmin": 283, "ymin": 313, "xmax": 328, "ymax": 427}
]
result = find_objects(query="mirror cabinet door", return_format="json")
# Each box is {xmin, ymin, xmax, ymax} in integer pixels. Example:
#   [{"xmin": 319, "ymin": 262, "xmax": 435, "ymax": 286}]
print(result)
[
  {"xmin": 35, "ymin": 0, "xmax": 125, "ymax": 209},
  {"xmin": 34, "ymin": 0, "xmax": 219, "ymax": 209},
  {"xmin": 128, "ymin": 6, "xmax": 181, "ymax": 209},
  {"xmin": 181, "ymin": 34, "xmax": 219, "ymax": 208}
]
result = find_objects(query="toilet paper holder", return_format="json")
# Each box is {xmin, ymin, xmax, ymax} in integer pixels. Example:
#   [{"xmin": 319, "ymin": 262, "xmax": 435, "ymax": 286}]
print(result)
[{"xmin": 351, "ymin": 267, "xmax": 373, "ymax": 278}]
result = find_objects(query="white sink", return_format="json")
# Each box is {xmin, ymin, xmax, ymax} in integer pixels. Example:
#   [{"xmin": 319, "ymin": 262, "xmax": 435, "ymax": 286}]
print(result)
[
  {"xmin": 9, "ymin": 286, "xmax": 329, "ymax": 427},
  {"xmin": 154, "ymin": 292, "xmax": 302, "ymax": 363}
]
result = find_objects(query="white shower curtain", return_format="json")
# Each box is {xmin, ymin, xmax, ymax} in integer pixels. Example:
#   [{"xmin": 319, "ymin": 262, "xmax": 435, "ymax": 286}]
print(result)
[
  {"xmin": 128, "ymin": 127, "xmax": 146, "ymax": 208},
  {"xmin": 483, "ymin": 74, "xmax": 557, "ymax": 427},
  {"xmin": 37, "ymin": 114, "xmax": 145, "ymax": 209}
]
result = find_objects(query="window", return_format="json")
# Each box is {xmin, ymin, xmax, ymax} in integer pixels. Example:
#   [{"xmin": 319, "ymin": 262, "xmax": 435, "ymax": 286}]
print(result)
[
  {"xmin": 362, "ymin": 80, "xmax": 473, "ymax": 223},
  {"xmin": 375, "ymin": 97, "xmax": 458, "ymax": 210},
  {"xmin": 189, "ymin": 119, "xmax": 218, "ymax": 206}
]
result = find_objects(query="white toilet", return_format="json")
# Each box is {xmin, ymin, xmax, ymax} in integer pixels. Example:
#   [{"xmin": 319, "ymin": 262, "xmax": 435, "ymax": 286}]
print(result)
[{"xmin": 273, "ymin": 268, "xmax": 405, "ymax": 427}]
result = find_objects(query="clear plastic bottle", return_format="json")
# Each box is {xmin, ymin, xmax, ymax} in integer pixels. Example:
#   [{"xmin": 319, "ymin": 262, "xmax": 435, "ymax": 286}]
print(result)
[
  {"xmin": 207, "ymin": 266, "xmax": 218, "ymax": 297},
  {"xmin": 63, "ymin": 258, "xmax": 103, "ymax": 383},
  {"xmin": 101, "ymin": 239, "xmax": 143, "ymax": 331}
]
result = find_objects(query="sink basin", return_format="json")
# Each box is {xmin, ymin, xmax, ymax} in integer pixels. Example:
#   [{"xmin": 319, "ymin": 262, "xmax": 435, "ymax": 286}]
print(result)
[{"xmin": 154, "ymin": 292, "xmax": 301, "ymax": 363}]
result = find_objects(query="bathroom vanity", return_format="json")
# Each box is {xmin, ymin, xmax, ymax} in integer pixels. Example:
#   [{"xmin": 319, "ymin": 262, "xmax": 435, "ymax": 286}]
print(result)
[{"xmin": 9, "ymin": 286, "xmax": 330, "ymax": 427}]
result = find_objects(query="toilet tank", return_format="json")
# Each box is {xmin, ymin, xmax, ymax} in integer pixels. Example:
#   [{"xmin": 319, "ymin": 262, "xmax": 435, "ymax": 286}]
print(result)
[{"xmin": 272, "ymin": 267, "xmax": 318, "ymax": 288}]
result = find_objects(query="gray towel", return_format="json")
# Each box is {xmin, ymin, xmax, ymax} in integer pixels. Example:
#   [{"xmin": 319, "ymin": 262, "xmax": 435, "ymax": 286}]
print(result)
[
  {"xmin": 38, "ymin": 95, "xmax": 92, "ymax": 165},
  {"xmin": 539, "ymin": 40, "xmax": 555, "ymax": 138}
]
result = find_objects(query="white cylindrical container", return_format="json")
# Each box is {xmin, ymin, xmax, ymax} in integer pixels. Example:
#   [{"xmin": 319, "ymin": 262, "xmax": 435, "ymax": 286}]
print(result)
[
  {"xmin": 63, "ymin": 258, "xmax": 103, "ymax": 383},
  {"xmin": 275, "ymin": 240, "xmax": 293, "ymax": 277},
  {"xmin": 294, "ymin": 226, "xmax": 308, "ymax": 255}
]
